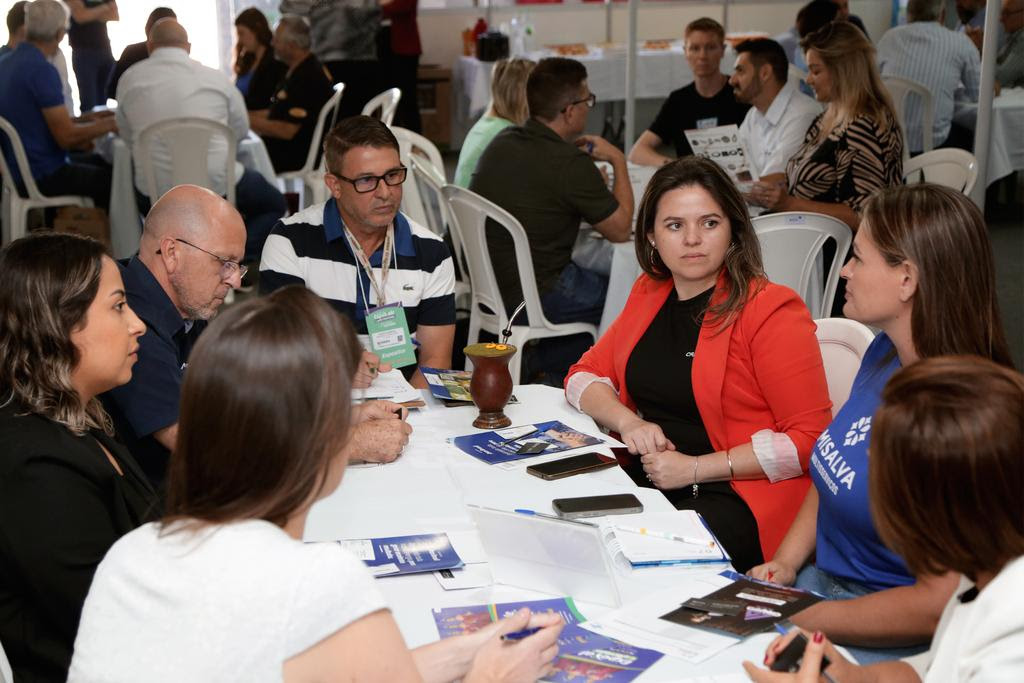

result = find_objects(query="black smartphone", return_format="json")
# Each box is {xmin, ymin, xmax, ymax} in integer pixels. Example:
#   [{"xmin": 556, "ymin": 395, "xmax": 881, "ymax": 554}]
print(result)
[
  {"xmin": 526, "ymin": 452, "xmax": 617, "ymax": 480},
  {"xmin": 551, "ymin": 493, "xmax": 643, "ymax": 519},
  {"xmin": 770, "ymin": 632, "xmax": 832, "ymax": 672}
]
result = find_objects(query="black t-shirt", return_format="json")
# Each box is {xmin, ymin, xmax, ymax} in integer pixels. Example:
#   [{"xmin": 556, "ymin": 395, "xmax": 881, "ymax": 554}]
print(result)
[
  {"xmin": 647, "ymin": 81, "xmax": 750, "ymax": 157},
  {"xmin": 244, "ymin": 50, "xmax": 289, "ymax": 111},
  {"xmin": 264, "ymin": 54, "xmax": 334, "ymax": 173},
  {"xmin": 67, "ymin": 0, "xmax": 113, "ymax": 51}
]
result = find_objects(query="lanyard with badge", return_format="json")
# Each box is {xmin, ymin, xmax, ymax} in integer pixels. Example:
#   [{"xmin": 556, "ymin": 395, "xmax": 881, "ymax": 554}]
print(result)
[{"xmin": 345, "ymin": 224, "xmax": 417, "ymax": 368}]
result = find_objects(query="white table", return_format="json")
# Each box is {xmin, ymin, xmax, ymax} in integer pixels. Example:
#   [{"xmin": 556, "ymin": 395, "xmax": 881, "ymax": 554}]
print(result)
[
  {"xmin": 305, "ymin": 385, "xmax": 777, "ymax": 679},
  {"xmin": 104, "ymin": 132, "xmax": 277, "ymax": 259},
  {"xmin": 953, "ymin": 88, "xmax": 1024, "ymax": 186}
]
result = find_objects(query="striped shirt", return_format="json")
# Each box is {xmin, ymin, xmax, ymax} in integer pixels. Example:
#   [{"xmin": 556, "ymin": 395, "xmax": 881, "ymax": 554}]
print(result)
[
  {"xmin": 877, "ymin": 21, "xmax": 981, "ymax": 152},
  {"xmin": 259, "ymin": 200, "xmax": 456, "ymax": 335}
]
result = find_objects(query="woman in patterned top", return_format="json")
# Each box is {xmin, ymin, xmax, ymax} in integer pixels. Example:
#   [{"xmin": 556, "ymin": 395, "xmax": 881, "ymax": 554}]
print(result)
[{"xmin": 752, "ymin": 21, "xmax": 904, "ymax": 231}]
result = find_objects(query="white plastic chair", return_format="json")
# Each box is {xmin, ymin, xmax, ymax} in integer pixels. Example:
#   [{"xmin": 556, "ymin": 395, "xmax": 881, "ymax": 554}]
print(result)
[
  {"xmin": 277, "ymin": 83, "xmax": 345, "ymax": 208},
  {"xmin": 902, "ymin": 148, "xmax": 978, "ymax": 195},
  {"xmin": 883, "ymin": 74, "xmax": 934, "ymax": 154},
  {"xmin": 0, "ymin": 635, "xmax": 11, "ymax": 683},
  {"xmin": 362, "ymin": 87, "xmax": 401, "ymax": 127},
  {"xmin": 136, "ymin": 117, "xmax": 237, "ymax": 206},
  {"xmin": 751, "ymin": 211, "xmax": 852, "ymax": 319},
  {"xmin": 412, "ymin": 157, "xmax": 471, "ymax": 317},
  {"xmin": 392, "ymin": 126, "xmax": 446, "ymax": 228},
  {"xmin": 442, "ymin": 184, "xmax": 597, "ymax": 381},
  {"xmin": 0, "ymin": 115, "xmax": 94, "ymax": 244},
  {"xmin": 814, "ymin": 318, "xmax": 876, "ymax": 415}
]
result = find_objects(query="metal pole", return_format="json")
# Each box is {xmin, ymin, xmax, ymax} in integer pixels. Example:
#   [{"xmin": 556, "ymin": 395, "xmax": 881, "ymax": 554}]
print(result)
[
  {"xmin": 625, "ymin": 0, "xmax": 637, "ymax": 150},
  {"xmin": 605, "ymin": 0, "xmax": 613, "ymax": 43},
  {"xmin": 970, "ymin": 0, "xmax": 1000, "ymax": 208}
]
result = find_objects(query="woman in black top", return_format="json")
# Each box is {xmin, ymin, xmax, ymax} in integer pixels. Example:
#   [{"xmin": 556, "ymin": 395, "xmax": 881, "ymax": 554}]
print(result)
[
  {"xmin": 0, "ymin": 233, "xmax": 155, "ymax": 682},
  {"xmin": 234, "ymin": 8, "xmax": 287, "ymax": 111}
]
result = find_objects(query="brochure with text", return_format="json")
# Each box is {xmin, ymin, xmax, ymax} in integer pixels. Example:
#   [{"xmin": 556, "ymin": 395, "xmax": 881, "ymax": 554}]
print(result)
[
  {"xmin": 449, "ymin": 421, "xmax": 607, "ymax": 465},
  {"xmin": 337, "ymin": 533, "xmax": 463, "ymax": 578}
]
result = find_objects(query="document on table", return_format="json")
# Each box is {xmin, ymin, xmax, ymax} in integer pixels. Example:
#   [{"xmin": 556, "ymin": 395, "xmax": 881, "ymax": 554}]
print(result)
[{"xmin": 352, "ymin": 368, "xmax": 422, "ymax": 403}]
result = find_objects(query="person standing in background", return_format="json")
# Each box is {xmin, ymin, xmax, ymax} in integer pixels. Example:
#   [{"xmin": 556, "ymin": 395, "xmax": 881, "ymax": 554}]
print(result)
[
  {"xmin": 378, "ymin": 0, "xmax": 421, "ymax": 131},
  {"xmin": 64, "ymin": 0, "xmax": 117, "ymax": 112},
  {"xmin": 0, "ymin": 1, "xmax": 27, "ymax": 59}
]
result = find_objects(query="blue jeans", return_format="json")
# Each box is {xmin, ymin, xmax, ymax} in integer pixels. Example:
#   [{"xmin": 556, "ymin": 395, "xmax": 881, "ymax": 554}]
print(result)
[
  {"xmin": 539, "ymin": 261, "xmax": 608, "ymax": 326},
  {"xmin": 72, "ymin": 47, "xmax": 115, "ymax": 112},
  {"xmin": 795, "ymin": 564, "xmax": 929, "ymax": 665},
  {"xmin": 235, "ymin": 169, "xmax": 286, "ymax": 263}
]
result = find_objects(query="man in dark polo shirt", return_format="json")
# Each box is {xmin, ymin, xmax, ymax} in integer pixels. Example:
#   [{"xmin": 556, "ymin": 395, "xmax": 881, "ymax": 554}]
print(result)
[
  {"xmin": 101, "ymin": 185, "xmax": 247, "ymax": 486},
  {"xmin": 470, "ymin": 57, "xmax": 633, "ymax": 328},
  {"xmin": 249, "ymin": 14, "xmax": 333, "ymax": 173}
]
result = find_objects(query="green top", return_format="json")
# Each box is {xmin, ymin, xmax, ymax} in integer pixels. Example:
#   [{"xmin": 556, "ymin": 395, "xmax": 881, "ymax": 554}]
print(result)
[{"xmin": 454, "ymin": 115, "xmax": 514, "ymax": 187}]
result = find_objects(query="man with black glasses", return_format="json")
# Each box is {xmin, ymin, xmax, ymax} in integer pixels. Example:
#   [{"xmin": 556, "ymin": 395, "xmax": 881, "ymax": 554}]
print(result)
[{"xmin": 260, "ymin": 115, "xmax": 456, "ymax": 392}]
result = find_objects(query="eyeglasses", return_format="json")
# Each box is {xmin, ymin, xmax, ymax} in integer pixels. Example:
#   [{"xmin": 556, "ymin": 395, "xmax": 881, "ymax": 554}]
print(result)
[
  {"xmin": 331, "ymin": 167, "xmax": 408, "ymax": 193},
  {"xmin": 562, "ymin": 93, "xmax": 597, "ymax": 112},
  {"xmin": 157, "ymin": 238, "xmax": 247, "ymax": 279}
]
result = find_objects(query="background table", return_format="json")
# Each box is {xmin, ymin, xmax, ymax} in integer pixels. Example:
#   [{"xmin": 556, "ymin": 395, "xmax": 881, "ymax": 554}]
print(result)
[
  {"xmin": 953, "ymin": 87, "xmax": 1024, "ymax": 186},
  {"xmin": 305, "ymin": 384, "xmax": 778, "ymax": 679}
]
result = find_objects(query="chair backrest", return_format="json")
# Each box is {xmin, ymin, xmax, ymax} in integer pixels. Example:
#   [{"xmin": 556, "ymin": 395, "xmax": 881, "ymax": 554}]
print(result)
[
  {"xmin": 362, "ymin": 87, "xmax": 401, "ymax": 126},
  {"xmin": 307, "ymin": 84, "xmax": 345, "ymax": 173},
  {"xmin": 0, "ymin": 115, "xmax": 47, "ymax": 201},
  {"xmin": 882, "ymin": 74, "xmax": 934, "ymax": 154},
  {"xmin": 0, "ymin": 635, "xmax": 11, "ymax": 683},
  {"xmin": 413, "ymin": 158, "xmax": 472, "ymax": 292},
  {"xmin": 814, "ymin": 317, "xmax": 876, "ymax": 415},
  {"xmin": 902, "ymin": 148, "xmax": 978, "ymax": 195},
  {"xmin": 751, "ymin": 211, "xmax": 853, "ymax": 319},
  {"xmin": 393, "ymin": 126, "xmax": 446, "ymax": 227},
  {"xmin": 137, "ymin": 117, "xmax": 237, "ymax": 204},
  {"xmin": 442, "ymin": 184, "xmax": 548, "ymax": 330}
]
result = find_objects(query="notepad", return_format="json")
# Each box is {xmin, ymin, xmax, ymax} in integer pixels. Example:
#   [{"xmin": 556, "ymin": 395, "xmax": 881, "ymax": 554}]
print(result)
[{"xmin": 604, "ymin": 511, "xmax": 730, "ymax": 567}]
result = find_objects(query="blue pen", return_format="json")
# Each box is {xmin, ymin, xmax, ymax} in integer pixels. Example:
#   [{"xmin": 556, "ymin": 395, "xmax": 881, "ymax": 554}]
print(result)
[
  {"xmin": 513, "ymin": 508, "xmax": 559, "ymax": 519},
  {"xmin": 774, "ymin": 623, "xmax": 790, "ymax": 636},
  {"xmin": 502, "ymin": 627, "xmax": 541, "ymax": 641}
]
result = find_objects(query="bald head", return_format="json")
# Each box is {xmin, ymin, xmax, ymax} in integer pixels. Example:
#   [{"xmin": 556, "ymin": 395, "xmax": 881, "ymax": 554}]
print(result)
[
  {"xmin": 147, "ymin": 18, "xmax": 189, "ymax": 52},
  {"xmin": 142, "ymin": 185, "xmax": 244, "ymax": 246}
]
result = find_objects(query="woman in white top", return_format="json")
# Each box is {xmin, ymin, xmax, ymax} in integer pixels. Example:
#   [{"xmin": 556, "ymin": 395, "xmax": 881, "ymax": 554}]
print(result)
[
  {"xmin": 743, "ymin": 356, "xmax": 1024, "ymax": 682},
  {"xmin": 67, "ymin": 286, "xmax": 564, "ymax": 683}
]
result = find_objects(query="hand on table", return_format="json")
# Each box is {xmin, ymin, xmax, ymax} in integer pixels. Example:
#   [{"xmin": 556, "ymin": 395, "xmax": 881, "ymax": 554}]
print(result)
[
  {"xmin": 357, "ymin": 400, "xmax": 407, "ymax": 422},
  {"xmin": 348, "ymin": 417, "xmax": 411, "ymax": 463},
  {"xmin": 748, "ymin": 561, "xmax": 798, "ymax": 587},
  {"xmin": 464, "ymin": 608, "xmax": 564, "ymax": 683},
  {"xmin": 619, "ymin": 416, "xmax": 674, "ymax": 455},
  {"xmin": 353, "ymin": 350, "xmax": 393, "ymax": 389},
  {"xmin": 743, "ymin": 628, "xmax": 858, "ymax": 682},
  {"xmin": 576, "ymin": 134, "xmax": 624, "ymax": 164},
  {"xmin": 640, "ymin": 450, "xmax": 691, "ymax": 489},
  {"xmin": 750, "ymin": 181, "xmax": 789, "ymax": 210}
]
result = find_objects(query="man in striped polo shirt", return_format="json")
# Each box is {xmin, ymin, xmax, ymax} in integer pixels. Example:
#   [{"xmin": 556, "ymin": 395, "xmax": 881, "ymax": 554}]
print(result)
[{"xmin": 259, "ymin": 115, "xmax": 456, "ymax": 390}]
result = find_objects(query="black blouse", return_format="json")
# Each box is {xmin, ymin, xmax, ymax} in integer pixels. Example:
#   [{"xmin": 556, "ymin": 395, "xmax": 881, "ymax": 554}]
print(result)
[
  {"xmin": 243, "ymin": 50, "xmax": 289, "ymax": 111},
  {"xmin": 0, "ymin": 402, "xmax": 158, "ymax": 683}
]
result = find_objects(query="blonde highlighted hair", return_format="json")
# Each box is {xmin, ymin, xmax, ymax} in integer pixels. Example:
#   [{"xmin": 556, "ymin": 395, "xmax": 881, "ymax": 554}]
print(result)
[{"xmin": 490, "ymin": 58, "xmax": 535, "ymax": 125}]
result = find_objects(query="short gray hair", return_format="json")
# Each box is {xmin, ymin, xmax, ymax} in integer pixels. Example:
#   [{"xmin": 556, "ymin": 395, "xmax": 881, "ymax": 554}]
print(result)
[
  {"xmin": 25, "ymin": 0, "xmax": 67, "ymax": 42},
  {"xmin": 275, "ymin": 15, "xmax": 310, "ymax": 51},
  {"xmin": 907, "ymin": 0, "xmax": 944, "ymax": 22}
]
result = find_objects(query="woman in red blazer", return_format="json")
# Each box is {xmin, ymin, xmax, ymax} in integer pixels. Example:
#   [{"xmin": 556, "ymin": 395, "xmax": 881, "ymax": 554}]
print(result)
[{"xmin": 565, "ymin": 158, "xmax": 832, "ymax": 570}]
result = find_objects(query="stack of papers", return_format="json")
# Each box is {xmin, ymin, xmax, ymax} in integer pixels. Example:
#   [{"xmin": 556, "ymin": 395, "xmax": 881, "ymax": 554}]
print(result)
[
  {"xmin": 604, "ymin": 511, "xmax": 730, "ymax": 567},
  {"xmin": 352, "ymin": 368, "xmax": 422, "ymax": 405}
]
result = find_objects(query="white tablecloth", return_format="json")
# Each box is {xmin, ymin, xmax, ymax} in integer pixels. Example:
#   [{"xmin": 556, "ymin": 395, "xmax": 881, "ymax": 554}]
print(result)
[
  {"xmin": 106, "ymin": 132, "xmax": 277, "ymax": 259},
  {"xmin": 304, "ymin": 384, "xmax": 777, "ymax": 678},
  {"xmin": 953, "ymin": 88, "xmax": 1024, "ymax": 186}
]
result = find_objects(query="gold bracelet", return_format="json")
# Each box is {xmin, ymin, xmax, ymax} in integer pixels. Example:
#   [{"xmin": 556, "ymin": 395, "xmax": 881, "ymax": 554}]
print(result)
[
  {"xmin": 726, "ymin": 448, "xmax": 735, "ymax": 480},
  {"xmin": 692, "ymin": 456, "xmax": 700, "ymax": 498}
]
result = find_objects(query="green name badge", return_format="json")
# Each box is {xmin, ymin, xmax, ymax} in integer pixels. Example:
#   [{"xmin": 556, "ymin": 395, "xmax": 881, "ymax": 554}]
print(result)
[{"xmin": 366, "ymin": 303, "xmax": 417, "ymax": 368}]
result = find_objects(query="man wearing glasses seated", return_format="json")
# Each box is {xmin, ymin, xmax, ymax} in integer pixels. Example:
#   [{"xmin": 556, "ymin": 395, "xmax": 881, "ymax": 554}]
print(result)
[
  {"xmin": 101, "ymin": 185, "xmax": 247, "ymax": 487},
  {"xmin": 259, "ymin": 115, "xmax": 456, "ymax": 394}
]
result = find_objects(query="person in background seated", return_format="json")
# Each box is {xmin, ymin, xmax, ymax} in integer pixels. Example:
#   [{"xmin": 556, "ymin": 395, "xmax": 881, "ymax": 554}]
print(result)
[
  {"xmin": 471, "ymin": 57, "xmax": 633, "ymax": 384},
  {"xmin": 104, "ymin": 6, "xmax": 175, "ymax": 101},
  {"xmin": 752, "ymin": 21, "xmax": 903, "ymax": 232},
  {"xmin": 996, "ymin": 0, "xmax": 1024, "ymax": 88},
  {"xmin": 0, "ymin": 1, "xmax": 26, "ymax": 59},
  {"xmin": 68, "ymin": 286, "xmax": 564, "ymax": 682},
  {"xmin": 454, "ymin": 57, "xmax": 535, "ymax": 187},
  {"xmin": 774, "ymin": 0, "xmax": 840, "ymax": 68},
  {"xmin": 629, "ymin": 17, "xmax": 749, "ymax": 165},
  {"xmin": 261, "ymin": 116, "xmax": 456, "ymax": 391},
  {"xmin": 830, "ymin": 0, "xmax": 869, "ymax": 38},
  {"xmin": 64, "ymin": 0, "xmax": 117, "ymax": 112},
  {"xmin": 249, "ymin": 14, "xmax": 334, "ymax": 174},
  {"xmin": 114, "ymin": 18, "xmax": 286, "ymax": 266},
  {"xmin": 958, "ymin": 0, "xmax": 1006, "ymax": 50},
  {"xmin": 729, "ymin": 38, "xmax": 820, "ymax": 186},
  {"xmin": 877, "ymin": 0, "xmax": 980, "ymax": 153},
  {"xmin": 0, "ymin": 0, "xmax": 116, "ymax": 210},
  {"xmin": 565, "ymin": 157, "xmax": 832, "ymax": 573},
  {"xmin": 746, "ymin": 356, "xmax": 1024, "ymax": 681},
  {"xmin": 0, "ymin": 232, "xmax": 155, "ymax": 682},
  {"xmin": 233, "ymin": 7, "xmax": 287, "ymax": 111},
  {"xmin": 748, "ymin": 184, "xmax": 1014, "ymax": 664}
]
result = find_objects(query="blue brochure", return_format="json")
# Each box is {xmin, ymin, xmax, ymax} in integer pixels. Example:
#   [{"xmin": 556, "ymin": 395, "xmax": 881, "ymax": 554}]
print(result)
[
  {"xmin": 449, "ymin": 420, "xmax": 606, "ymax": 465},
  {"xmin": 550, "ymin": 624, "xmax": 664, "ymax": 683},
  {"xmin": 338, "ymin": 533, "xmax": 463, "ymax": 577}
]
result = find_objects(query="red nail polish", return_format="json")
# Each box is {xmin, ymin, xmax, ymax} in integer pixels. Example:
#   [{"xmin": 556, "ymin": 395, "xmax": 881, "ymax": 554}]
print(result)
[
  {"xmin": 763, "ymin": 655, "xmax": 769, "ymax": 665},
  {"xmin": 813, "ymin": 631, "xmax": 823, "ymax": 643}
]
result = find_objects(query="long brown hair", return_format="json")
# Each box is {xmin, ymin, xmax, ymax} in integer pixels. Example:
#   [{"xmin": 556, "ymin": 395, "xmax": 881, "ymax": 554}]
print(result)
[
  {"xmin": 0, "ymin": 232, "xmax": 113, "ymax": 435},
  {"xmin": 233, "ymin": 8, "xmax": 274, "ymax": 76},
  {"xmin": 861, "ymin": 184, "xmax": 1013, "ymax": 367},
  {"xmin": 164, "ymin": 286, "xmax": 361, "ymax": 529},
  {"xmin": 870, "ymin": 357, "xmax": 1024, "ymax": 580},
  {"xmin": 635, "ymin": 157, "xmax": 765, "ymax": 329}
]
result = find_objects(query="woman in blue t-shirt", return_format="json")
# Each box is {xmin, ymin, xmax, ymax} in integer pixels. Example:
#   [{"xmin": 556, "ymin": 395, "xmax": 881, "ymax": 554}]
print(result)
[{"xmin": 748, "ymin": 183, "xmax": 1014, "ymax": 662}]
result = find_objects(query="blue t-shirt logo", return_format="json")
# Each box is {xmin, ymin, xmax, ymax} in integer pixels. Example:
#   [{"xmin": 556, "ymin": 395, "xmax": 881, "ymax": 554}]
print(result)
[{"xmin": 843, "ymin": 416, "xmax": 871, "ymax": 447}]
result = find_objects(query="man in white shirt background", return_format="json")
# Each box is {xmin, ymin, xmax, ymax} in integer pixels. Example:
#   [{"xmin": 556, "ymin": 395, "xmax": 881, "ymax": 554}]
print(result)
[
  {"xmin": 729, "ymin": 38, "xmax": 821, "ymax": 187},
  {"xmin": 115, "ymin": 18, "xmax": 286, "ymax": 269},
  {"xmin": 877, "ymin": 0, "xmax": 981, "ymax": 153}
]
